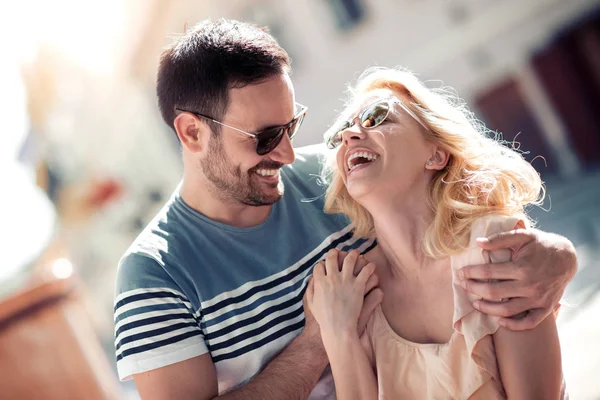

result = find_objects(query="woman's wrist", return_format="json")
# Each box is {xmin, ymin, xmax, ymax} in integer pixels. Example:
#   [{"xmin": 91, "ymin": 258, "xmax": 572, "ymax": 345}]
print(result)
[{"xmin": 321, "ymin": 328, "xmax": 361, "ymax": 353}]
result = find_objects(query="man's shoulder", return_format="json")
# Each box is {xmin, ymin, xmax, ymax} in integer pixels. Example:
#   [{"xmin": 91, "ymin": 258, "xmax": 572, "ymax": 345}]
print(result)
[
  {"xmin": 115, "ymin": 195, "xmax": 200, "ymax": 295},
  {"xmin": 280, "ymin": 144, "xmax": 332, "ymax": 200},
  {"xmin": 285, "ymin": 144, "xmax": 329, "ymax": 179}
]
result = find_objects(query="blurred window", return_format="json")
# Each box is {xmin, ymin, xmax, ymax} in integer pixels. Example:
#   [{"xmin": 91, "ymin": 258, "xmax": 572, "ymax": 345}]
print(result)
[
  {"xmin": 476, "ymin": 78, "xmax": 558, "ymax": 176},
  {"xmin": 327, "ymin": 0, "xmax": 366, "ymax": 31}
]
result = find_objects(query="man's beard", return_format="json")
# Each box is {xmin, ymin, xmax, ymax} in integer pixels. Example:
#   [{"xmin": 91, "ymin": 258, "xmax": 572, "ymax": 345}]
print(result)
[{"xmin": 200, "ymin": 135, "xmax": 285, "ymax": 206}]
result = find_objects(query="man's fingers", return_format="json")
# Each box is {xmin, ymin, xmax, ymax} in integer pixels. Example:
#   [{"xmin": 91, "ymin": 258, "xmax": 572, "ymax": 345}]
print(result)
[
  {"xmin": 498, "ymin": 308, "xmax": 547, "ymax": 331},
  {"xmin": 476, "ymin": 228, "xmax": 534, "ymax": 251},
  {"xmin": 459, "ymin": 262, "xmax": 524, "ymax": 281},
  {"xmin": 363, "ymin": 270, "xmax": 379, "ymax": 294},
  {"xmin": 461, "ymin": 279, "xmax": 527, "ymax": 300},
  {"xmin": 357, "ymin": 288, "xmax": 384, "ymax": 336},
  {"xmin": 473, "ymin": 297, "xmax": 531, "ymax": 318},
  {"xmin": 324, "ymin": 249, "xmax": 339, "ymax": 276}
]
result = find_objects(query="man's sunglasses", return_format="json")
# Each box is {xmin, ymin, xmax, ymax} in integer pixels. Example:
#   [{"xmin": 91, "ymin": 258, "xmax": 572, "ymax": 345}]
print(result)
[
  {"xmin": 325, "ymin": 97, "xmax": 425, "ymax": 149},
  {"xmin": 176, "ymin": 103, "xmax": 308, "ymax": 156}
]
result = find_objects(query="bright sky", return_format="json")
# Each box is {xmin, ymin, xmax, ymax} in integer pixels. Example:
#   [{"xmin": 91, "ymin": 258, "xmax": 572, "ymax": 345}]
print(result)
[
  {"xmin": 1, "ymin": 0, "xmax": 127, "ymax": 73},
  {"xmin": 0, "ymin": 0, "xmax": 128, "ymax": 282}
]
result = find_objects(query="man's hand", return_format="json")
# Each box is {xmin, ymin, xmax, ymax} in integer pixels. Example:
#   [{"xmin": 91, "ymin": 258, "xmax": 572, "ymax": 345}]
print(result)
[{"xmin": 458, "ymin": 228, "xmax": 577, "ymax": 330}]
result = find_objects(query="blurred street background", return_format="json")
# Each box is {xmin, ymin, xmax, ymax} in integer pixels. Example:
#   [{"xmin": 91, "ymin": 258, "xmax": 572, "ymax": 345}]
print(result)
[{"xmin": 1, "ymin": 0, "xmax": 599, "ymax": 399}]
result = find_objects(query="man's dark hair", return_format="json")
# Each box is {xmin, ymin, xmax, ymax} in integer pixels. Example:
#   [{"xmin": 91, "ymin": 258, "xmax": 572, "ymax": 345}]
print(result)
[{"xmin": 157, "ymin": 19, "xmax": 291, "ymax": 135}]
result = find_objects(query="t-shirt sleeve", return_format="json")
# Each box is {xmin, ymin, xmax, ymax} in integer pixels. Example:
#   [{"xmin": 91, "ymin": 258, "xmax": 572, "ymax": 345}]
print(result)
[
  {"xmin": 290, "ymin": 144, "xmax": 330, "ymax": 182},
  {"xmin": 114, "ymin": 253, "xmax": 208, "ymax": 381}
]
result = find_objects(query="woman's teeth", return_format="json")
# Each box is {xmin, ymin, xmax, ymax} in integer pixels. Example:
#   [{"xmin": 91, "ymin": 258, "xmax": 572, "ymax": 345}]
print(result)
[{"xmin": 347, "ymin": 151, "xmax": 379, "ymax": 171}]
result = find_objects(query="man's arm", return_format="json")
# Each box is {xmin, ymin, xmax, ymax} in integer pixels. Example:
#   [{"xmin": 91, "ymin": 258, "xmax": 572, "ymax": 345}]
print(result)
[
  {"xmin": 133, "ymin": 323, "xmax": 328, "ymax": 400},
  {"xmin": 457, "ymin": 228, "xmax": 577, "ymax": 330}
]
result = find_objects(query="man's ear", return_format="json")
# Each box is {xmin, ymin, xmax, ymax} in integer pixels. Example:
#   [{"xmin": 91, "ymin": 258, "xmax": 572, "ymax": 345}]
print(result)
[
  {"xmin": 425, "ymin": 146, "xmax": 450, "ymax": 171},
  {"xmin": 174, "ymin": 113, "xmax": 210, "ymax": 153}
]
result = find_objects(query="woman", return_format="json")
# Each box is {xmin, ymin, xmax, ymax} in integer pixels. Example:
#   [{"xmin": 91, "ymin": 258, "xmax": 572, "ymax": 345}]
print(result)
[{"xmin": 305, "ymin": 67, "xmax": 565, "ymax": 399}]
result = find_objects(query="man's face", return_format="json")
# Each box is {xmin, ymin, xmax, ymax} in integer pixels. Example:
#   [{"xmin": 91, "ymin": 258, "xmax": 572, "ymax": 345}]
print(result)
[{"xmin": 200, "ymin": 73, "xmax": 297, "ymax": 206}]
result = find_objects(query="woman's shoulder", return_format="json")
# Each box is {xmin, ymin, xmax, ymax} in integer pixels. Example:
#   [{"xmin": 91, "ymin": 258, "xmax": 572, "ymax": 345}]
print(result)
[
  {"xmin": 468, "ymin": 214, "xmax": 523, "ymax": 247},
  {"xmin": 363, "ymin": 244, "xmax": 386, "ymax": 266}
]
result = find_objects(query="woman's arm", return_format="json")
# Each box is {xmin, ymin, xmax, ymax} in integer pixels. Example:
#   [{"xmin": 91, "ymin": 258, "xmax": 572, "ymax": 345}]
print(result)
[
  {"xmin": 306, "ymin": 249, "xmax": 379, "ymax": 400},
  {"xmin": 494, "ymin": 314, "xmax": 562, "ymax": 400},
  {"xmin": 322, "ymin": 331, "xmax": 378, "ymax": 400},
  {"xmin": 475, "ymin": 219, "xmax": 563, "ymax": 398}
]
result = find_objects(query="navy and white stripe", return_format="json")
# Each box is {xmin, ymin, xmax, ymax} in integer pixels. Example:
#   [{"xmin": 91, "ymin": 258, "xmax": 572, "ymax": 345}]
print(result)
[
  {"xmin": 114, "ymin": 287, "xmax": 204, "ymax": 363},
  {"xmin": 114, "ymin": 227, "xmax": 375, "ymax": 379},
  {"xmin": 199, "ymin": 228, "xmax": 376, "ymax": 363}
]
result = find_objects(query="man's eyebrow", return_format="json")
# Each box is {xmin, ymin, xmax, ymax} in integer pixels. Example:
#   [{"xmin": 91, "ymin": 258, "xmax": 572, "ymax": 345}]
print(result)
[
  {"xmin": 255, "ymin": 117, "xmax": 294, "ymax": 133},
  {"xmin": 255, "ymin": 123, "xmax": 282, "ymax": 132}
]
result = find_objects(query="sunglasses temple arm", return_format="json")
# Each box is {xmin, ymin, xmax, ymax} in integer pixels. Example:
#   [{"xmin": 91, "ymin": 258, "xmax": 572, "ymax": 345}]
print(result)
[
  {"xmin": 213, "ymin": 120, "xmax": 257, "ymax": 139},
  {"xmin": 395, "ymin": 101, "xmax": 428, "ymax": 130}
]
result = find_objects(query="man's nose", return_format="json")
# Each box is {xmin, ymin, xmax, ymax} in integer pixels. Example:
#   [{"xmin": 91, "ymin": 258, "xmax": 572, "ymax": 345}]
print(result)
[{"xmin": 268, "ymin": 134, "xmax": 295, "ymax": 165}]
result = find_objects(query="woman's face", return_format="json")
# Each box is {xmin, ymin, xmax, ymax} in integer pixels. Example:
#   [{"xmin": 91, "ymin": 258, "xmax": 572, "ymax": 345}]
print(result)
[{"xmin": 333, "ymin": 89, "xmax": 438, "ymax": 206}]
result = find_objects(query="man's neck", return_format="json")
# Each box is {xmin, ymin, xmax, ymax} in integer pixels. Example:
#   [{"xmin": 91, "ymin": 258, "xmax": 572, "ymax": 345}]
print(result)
[{"xmin": 179, "ymin": 176, "xmax": 272, "ymax": 228}]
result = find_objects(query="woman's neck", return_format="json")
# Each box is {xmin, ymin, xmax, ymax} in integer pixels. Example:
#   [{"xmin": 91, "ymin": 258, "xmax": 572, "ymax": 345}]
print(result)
[{"xmin": 368, "ymin": 195, "xmax": 436, "ymax": 279}]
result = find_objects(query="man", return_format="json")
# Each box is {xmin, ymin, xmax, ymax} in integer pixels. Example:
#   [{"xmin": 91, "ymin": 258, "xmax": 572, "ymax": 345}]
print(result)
[{"xmin": 114, "ymin": 19, "xmax": 577, "ymax": 400}]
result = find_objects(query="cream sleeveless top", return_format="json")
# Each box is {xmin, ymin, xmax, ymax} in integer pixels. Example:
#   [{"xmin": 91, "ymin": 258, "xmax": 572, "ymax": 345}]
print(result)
[{"xmin": 359, "ymin": 215, "xmax": 565, "ymax": 399}]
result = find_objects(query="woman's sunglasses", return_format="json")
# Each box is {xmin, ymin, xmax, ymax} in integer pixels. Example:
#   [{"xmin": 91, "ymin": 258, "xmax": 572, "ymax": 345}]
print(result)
[
  {"xmin": 176, "ymin": 103, "xmax": 307, "ymax": 156},
  {"xmin": 325, "ymin": 97, "xmax": 424, "ymax": 149}
]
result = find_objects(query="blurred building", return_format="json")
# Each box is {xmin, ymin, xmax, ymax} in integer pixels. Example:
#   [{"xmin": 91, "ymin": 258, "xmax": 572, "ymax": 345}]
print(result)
[{"xmin": 132, "ymin": 0, "xmax": 600, "ymax": 179}]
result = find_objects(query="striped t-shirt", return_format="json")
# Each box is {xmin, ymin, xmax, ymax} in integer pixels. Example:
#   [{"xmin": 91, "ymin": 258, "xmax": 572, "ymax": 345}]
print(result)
[{"xmin": 114, "ymin": 145, "xmax": 375, "ymax": 398}]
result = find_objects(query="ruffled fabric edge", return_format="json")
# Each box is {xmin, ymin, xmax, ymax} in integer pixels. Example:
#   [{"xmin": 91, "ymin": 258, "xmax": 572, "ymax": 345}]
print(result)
[{"xmin": 451, "ymin": 215, "xmax": 521, "ymax": 385}]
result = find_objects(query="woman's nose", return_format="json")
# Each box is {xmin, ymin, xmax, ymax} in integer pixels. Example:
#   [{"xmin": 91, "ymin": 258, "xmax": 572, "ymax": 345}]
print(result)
[{"xmin": 342, "ymin": 120, "xmax": 367, "ymax": 146}]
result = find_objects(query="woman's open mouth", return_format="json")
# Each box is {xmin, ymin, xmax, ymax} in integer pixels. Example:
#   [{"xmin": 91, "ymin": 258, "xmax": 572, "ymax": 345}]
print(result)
[{"xmin": 347, "ymin": 150, "xmax": 379, "ymax": 174}]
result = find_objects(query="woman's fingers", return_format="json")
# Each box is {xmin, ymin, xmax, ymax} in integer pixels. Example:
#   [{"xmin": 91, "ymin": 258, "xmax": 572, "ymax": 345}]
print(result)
[
  {"xmin": 357, "ymin": 288, "xmax": 384, "ymax": 336},
  {"xmin": 353, "ymin": 254, "xmax": 370, "ymax": 276},
  {"xmin": 324, "ymin": 249, "xmax": 340, "ymax": 276},
  {"xmin": 342, "ymin": 250, "xmax": 360, "ymax": 278},
  {"xmin": 313, "ymin": 261, "xmax": 326, "ymax": 279},
  {"xmin": 357, "ymin": 262, "xmax": 376, "ymax": 284},
  {"xmin": 363, "ymin": 269, "xmax": 379, "ymax": 294}
]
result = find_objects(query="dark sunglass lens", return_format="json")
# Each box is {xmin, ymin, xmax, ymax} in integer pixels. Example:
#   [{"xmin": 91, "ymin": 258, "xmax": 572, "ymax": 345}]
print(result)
[
  {"xmin": 256, "ymin": 128, "xmax": 285, "ymax": 155},
  {"xmin": 288, "ymin": 114, "xmax": 305, "ymax": 140},
  {"xmin": 256, "ymin": 112, "xmax": 307, "ymax": 155},
  {"xmin": 289, "ymin": 114, "xmax": 308, "ymax": 141},
  {"xmin": 361, "ymin": 102, "xmax": 389, "ymax": 128}
]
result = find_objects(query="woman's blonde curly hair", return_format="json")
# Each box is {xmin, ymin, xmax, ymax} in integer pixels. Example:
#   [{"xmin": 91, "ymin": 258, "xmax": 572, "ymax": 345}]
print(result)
[{"xmin": 323, "ymin": 67, "xmax": 545, "ymax": 258}]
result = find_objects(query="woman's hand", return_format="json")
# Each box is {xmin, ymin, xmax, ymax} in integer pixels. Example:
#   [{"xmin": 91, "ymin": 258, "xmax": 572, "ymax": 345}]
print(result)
[{"xmin": 306, "ymin": 249, "xmax": 378, "ymax": 343}]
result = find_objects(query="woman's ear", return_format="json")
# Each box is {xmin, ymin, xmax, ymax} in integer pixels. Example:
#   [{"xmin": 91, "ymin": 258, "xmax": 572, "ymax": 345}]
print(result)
[
  {"xmin": 174, "ymin": 112, "xmax": 210, "ymax": 153},
  {"xmin": 425, "ymin": 146, "xmax": 450, "ymax": 171}
]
